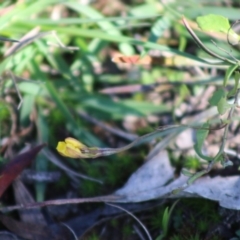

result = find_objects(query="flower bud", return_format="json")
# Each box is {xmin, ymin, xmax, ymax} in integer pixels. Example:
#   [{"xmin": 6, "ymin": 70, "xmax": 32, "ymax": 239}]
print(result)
[{"xmin": 56, "ymin": 137, "xmax": 89, "ymax": 158}]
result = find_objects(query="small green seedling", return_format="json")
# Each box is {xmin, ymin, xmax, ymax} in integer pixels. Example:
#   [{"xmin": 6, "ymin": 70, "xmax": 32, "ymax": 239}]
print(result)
[{"xmin": 155, "ymin": 200, "xmax": 179, "ymax": 240}]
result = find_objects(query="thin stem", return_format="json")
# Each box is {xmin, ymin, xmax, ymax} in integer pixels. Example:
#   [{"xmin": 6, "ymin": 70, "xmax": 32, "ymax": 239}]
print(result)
[
  {"xmin": 106, "ymin": 203, "xmax": 152, "ymax": 240},
  {"xmin": 182, "ymin": 17, "xmax": 236, "ymax": 65},
  {"xmin": 82, "ymin": 122, "xmax": 227, "ymax": 158},
  {"xmin": 211, "ymin": 40, "xmax": 239, "ymax": 63},
  {"xmin": 213, "ymin": 88, "xmax": 240, "ymax": 162}
]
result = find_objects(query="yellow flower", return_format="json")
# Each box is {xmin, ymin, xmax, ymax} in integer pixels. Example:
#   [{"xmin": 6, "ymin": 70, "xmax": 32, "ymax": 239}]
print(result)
[{"xmin": 56, "ymin": 137, "xmax": 89, "ymax": 158}]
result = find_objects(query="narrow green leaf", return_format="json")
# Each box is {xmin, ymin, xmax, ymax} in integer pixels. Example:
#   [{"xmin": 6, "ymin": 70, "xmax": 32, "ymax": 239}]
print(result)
[
  {"xmin": 196, "ymin": 14, "xmax": 230, "ymax": 34},
  {"xmin": 224, "ymin": 63, "xmax": 239, "ymax": 87},
  {"xmin": 148, "ymin": 14, "xmax": 172, "ymax": 43},
  {"xmin": 79, "ymin": 95, "xmax": 169, "ymax": 119},
  {"xmin": 187, "ymin": 169, "xmax": 208, "ymax": 185},
  {"xmin": 18, "ymin": 82, "xmax": 45, "ymax": 96},
  {"xmin": 45, "ymin": 81, "xmax": 101, "ymax": 146},
  {"xmin": 162, "ymin": 207, "xmax": 170, "ymax": 233},
  {"xmin": 208, "ymin": 88, "xmax": 232, "ymax": 115},
  {"xmin": 11, "ymin": 21, "xmax": 224, "ymax": 66},
  {"xmin": 156, "ymin": 200, "xmax": 179, "ymax": 240},
  {"xmin": 20, "ymin": 94, "xmax": 35, "ymax": 125},
  {"xmin": 194, "ymin": 123, "xmax": 212, "ymax": 162},
  {"xmin": 227, "ymin": 71, "xmax": 240, "ymax": 97},
  {"xmin": 217, "ymin": 96, "xmax": 231, "ymax": 115},
  {"xmin": 208, "ymin": 88, "xmax": 225, "ymax": 106},
  {"xmin": 35, "ymin": 111, "xmax": 49, "ymax": 201},
  {"xmin": 64, "ymin": 2, "xmax": 134, "ymax": 55}
]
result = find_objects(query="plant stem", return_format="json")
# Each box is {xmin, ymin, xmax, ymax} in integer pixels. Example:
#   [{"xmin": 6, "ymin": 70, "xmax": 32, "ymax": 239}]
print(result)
[
  {"xmin": 213, "ymin": 88, "xmax": 240, "ymax": 163},
  {"xmin": 182, "ymin": 17, "xmax": 236, "ymax": 65}
]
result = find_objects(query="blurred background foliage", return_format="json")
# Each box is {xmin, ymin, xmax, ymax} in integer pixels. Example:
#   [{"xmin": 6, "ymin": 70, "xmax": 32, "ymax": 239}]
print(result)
[{"xmin": 1, "ymin": 0, "xmax": 240, "ymax": 239}]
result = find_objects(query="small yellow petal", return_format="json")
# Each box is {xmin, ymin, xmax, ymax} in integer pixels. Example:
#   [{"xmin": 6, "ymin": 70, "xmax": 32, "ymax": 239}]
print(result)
[
  {"xmin": 56, "ymin": 141, "xmax": 69, "ymax": 157},
  {"xmin": 65, "ymin": 137, "xmax": 87, "ymax": 149}
]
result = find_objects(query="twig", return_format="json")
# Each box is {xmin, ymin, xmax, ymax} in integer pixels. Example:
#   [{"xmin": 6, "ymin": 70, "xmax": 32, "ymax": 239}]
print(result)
[
  {"xmin": 4, "ymin": 28, "xmax": 79, "ymax": 58},
  {"xmin": 0, "ymin": 36, "xmax": 18, "ymax": 43},
  {"xmin": 47, "ymin": 31, "xmax": 79, "ymax": 51},
  {"xmin": 78, "ymin": 111, "xmax": 138, "ymax": 141},
  {"xmin": 0, "ymin": 195, "xmax": 122, "ymax": 213},
  {"xmin": 4, "ymin": 27, "xmax": 44, "ymax": 57}
]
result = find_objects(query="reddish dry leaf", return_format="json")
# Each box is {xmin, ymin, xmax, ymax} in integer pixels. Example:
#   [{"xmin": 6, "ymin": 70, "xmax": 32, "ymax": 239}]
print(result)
[
  {"xmin": 111, "ymin": 54, "xmax": 167, "ymax": 65},
  {"xmin": 112, "ymin": 53, "xmax": 193, "ymax": 67},
  {"xmin": 0, "ymin": 144, "xmax": 46, "ymax": 198},
  {"xmin": 112, "ymin": 54, "xmax": 152, "ymax": 65}
]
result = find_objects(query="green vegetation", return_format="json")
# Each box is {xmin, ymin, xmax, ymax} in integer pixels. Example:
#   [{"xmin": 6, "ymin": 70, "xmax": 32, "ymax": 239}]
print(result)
[{"xmin": 1, "ymin": 0, "xmax": 240, "ymax": 239}]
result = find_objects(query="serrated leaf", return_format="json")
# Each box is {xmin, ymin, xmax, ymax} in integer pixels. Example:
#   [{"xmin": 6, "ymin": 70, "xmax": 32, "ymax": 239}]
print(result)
[
  {"xmin": 196, "ymin": 14, "xmax": 230, "ymax": 34},
  {"xmin": 194, "ymin": 123, "xmax": 212, "ymax": 162},
  {"xmin": 209, "ymin": 88, "xmax": 225, "ymax": 106},
  {"xmin": 224, "ymin": 64, "xmax": 239, "ymax": 87}
]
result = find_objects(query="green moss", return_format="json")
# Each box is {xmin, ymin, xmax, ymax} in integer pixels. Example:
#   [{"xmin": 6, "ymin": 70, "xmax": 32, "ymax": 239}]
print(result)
[
  {"xmin": 122, "ymin": 224, "xmax": 132, "ymax": 237},
  {"xmin": 80, "ymin": 180, "xmax": 101, "ymax": 197},
  {"xmin": 86, "ymin": 233, "xmax": 99, "ymax": 240},
  {"xmin": 78, "ymin": 150, "xmax": 144, "ymax": 197},
  {"xmin": 183, "ymin": 156, "xmax": 201, "ymax": 170},
  {"xmin": 150, "ymin": 208, "xmax": 165, "ymax": 230}
]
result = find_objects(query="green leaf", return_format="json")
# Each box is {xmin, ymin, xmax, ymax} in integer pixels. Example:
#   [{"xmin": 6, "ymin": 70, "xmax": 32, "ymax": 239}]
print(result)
[
  {"xmin": 208, "ymin": 88, "xmax": 225, "ymax": 106},
  {"xmin": 187, "ymin": 168, "xmax": 209, "ymax": 185},
  {"xmin": 148, "ymin": 14, "xmax": 172, "ymax": 43},
  {"xmin": 20, "ymin": 94, "xmax": 35, "ymax": 125},
  {"xmin": 157, "ymin": 200, "xmax": 179, "ymax": 240},
  {"xmin": 217, "ymin": 96, "xmax": 231, "ymax": 115},
  {"xmin": 45, "ymin": 81, "xmax": 101, "ymax": 146},
  {"xmin": 208, "ymin": 88, "xmax": 232, "ymax": 115},
  {"xmin": 196, "ymin": 14, "xmax": 230, "ymax": 34},
  {"xmin": 64, "ymin": 2, "xmax": 134, "ymax": 55},
  {"xmin": 79, "ymin": 95, "xmax": 169, "ymax": 120},
  {"xmin": 224, "ymin": 64, "xmax": 239, "ymax": 87},
  {"xmin": 35, "ymin": 111, "xmax": 49, "ymax": 202},
  {"xmin": 194, "ymin": 123, "xmax": 212, "ymax": 162},
  {"xmin": 162, "ymin": 207, "xmax": 170, "ymax": 233},
  {"xmin": 227, "ymin": 71, "xmax": 240, "ymax": 97}
]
